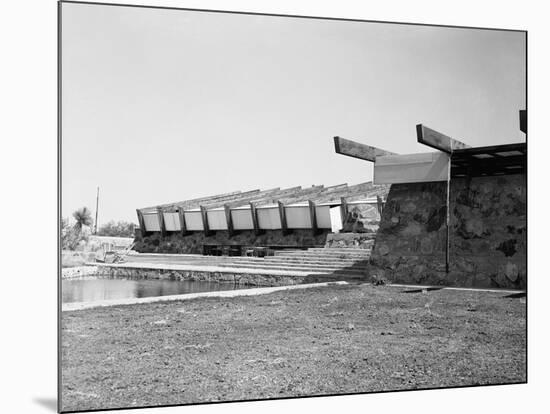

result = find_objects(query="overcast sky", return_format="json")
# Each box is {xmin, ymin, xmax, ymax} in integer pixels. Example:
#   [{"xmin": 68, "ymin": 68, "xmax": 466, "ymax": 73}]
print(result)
[{"xmin": 61, "ymin": 2, "xmax": 526, "ymax": 225}]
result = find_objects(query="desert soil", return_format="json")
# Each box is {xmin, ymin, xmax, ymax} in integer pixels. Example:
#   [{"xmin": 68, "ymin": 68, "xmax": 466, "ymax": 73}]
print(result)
[{"xmin": 61, "ymin": 283, "xmax": 526, "ymax": 412}]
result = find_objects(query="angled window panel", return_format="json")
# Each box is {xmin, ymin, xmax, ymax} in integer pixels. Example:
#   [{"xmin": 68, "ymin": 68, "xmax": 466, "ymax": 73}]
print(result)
[
  {"xmin": 231, "ymin": 207, "xmax": 254, "ymax": 230},
  {"xmin": 285, "ymin": 205, "xmax": 311, "ymax": 229},
  {"xmin": 257, "ymin": 206, "xmax": 281, "ymax": 230},
  {"xmin": 162, "ymin": 212, "xmax": 180, "ymax": 231},
  {"xmin": 183, "ymin": 211, "xmax": 203, "ymax": 231},
  {"xmin": 142, "ymin": 212, "xmax": 161, "ymax": 232},
  {"xmin": 374, "ymin": 152, "xmax": 450, "ymax": 184},
  {"xmin": 315, "ymin": 205, "xmax": 332, "ymax": 229},
  {"xmin": 206, "ymin": 209, "xmax": 228, "ymax": 230}
]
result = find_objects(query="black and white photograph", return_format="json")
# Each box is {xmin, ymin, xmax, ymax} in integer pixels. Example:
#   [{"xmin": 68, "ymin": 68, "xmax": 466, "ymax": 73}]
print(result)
[{"xmin": 56, "ymin": 1, "xmax": 529, "ymax": 412}]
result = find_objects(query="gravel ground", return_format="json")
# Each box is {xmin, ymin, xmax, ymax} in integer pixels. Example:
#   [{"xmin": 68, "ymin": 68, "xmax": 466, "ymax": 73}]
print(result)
[{"xmin": 60, "ymin": 284, "xmax": 526, "ymax": 412}]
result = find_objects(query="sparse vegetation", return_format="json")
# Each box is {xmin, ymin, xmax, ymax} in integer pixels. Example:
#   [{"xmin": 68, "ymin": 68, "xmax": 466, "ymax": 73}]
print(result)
[
  {"xmin": 97, "ymin": 220, "xmax": 136, "ymax": 238},
  {"xmin": 62, "ymin": 207, "xmax": 94, "ymax": 250}
]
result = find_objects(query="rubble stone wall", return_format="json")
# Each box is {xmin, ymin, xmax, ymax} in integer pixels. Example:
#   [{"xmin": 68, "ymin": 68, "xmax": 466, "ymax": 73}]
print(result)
[
  {"xmin": 341, "ymin": 203, "xmax": 380, "ymax": 233},
  {"xmin": 369, "ymin": 174, "xmax": 526, "ymax": 289},
  {"xmin": 134, "ymin": 229, "xmax": 329, "ymax": 254},
  {"xmin": 325, "ymin": 233, "xmax": 376, "ymax": 249}
]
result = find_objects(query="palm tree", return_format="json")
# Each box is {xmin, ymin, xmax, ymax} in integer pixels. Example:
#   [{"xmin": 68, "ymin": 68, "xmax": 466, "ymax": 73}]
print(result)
[{"xmin": 72, "ymin": 207, "xmax": 93, "ymax": 234}]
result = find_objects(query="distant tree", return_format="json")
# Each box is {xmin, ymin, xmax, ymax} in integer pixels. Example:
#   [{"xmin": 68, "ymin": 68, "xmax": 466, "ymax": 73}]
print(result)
[
  {"xmin": 97, "ymin": 221, "xmax": 136, "ymax": 238},
  {"xmin": 62, "ymin": 207, "xmax": 93, "ymax": 250},
  {"xmin": 72, "ymin": 207, "xmax": 93, "ymax": 233}
]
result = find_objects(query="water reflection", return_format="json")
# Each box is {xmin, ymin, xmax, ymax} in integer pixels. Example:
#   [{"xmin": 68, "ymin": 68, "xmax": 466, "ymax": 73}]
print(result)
[{"xmin": 62, "ymin": 277, "xmax": 251, "ymax": 304}]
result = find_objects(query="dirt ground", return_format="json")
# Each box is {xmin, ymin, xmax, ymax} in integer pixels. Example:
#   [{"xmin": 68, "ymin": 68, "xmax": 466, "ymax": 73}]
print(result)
[{"xmin": 60, "ymin": 284, "xmax": 526, "ymax": 412}]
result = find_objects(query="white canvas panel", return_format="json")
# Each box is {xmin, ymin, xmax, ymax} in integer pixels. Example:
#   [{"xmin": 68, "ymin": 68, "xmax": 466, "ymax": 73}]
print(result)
[
  {"xmin": 207, "ymin": 210, "xmax": 228, "ymax": 230},
  {"xmin": 257, "ymin": 206, "xmax": 281, "ymax": 229},
  {"xmin": 163, "ymin": 212, "xmax": 180, "ymax": 231},
  {"xmin": 142, "ymin": 213, "xmax": 160, "ymax": 232},
  {"xmin": 286, "ymin": 206, "xmax": 311, "ymax": 229},
  {"xmin": 184, "ymin": 211, "xmax": 203, "ymax": 231},
  {"xmin": 374, "ymin": 152, "xmax": 449, "ymax": 184},
  {"xmin": 330, "ymin": 206, "xmax": 343, "ymax": 233},
  {"xmin": 232, "ymin": 208, "xmax": 254, "ymax": 230}
]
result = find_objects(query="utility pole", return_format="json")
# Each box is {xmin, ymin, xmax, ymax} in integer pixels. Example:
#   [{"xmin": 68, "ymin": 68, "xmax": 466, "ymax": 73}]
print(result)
[{"xmin": 94, "ymin": 186, "xmax": 100, "ymax": 235}]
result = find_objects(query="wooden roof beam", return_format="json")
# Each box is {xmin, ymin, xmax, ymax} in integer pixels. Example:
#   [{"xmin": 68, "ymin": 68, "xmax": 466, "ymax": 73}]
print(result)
[
  {"xmin": 313, "ymin": 181, "xmax": 375, "ymax": 203},
  {"xmin": 278, "ymin": 184, "xmax": 346, "ymax": 205},
  {"xmin": 519, "ymin": 110, "xmax": 527, "ymax": 134},
  {"xmin": 416, "ymin": 124, "xmax": 471, "ymax": 153},
  {"xmin": 334, "ymin": 136, "xmax": 397, "ymax": 162},
  {"xmin": 212, "ymin": 187, "xmax": 282, "ymax": 210},
  {"xmin": 141, "ymin": 190, "xmax": 243, "ymax": 212},
  {"xmin": 194, "ymin": 189, "xmax": 262, "ymax": 210}
]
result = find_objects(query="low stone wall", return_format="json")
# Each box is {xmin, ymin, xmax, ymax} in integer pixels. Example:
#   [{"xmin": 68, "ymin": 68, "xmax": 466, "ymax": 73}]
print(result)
[
  {"xmin": 325, "ymin": 233, "xmax": 376, "ymax": 249},
  {"xmin": 342, "ymin": 203, "xmax": 380, "ymax": 233},
  {"xmin": 94, "ymin": 265, "xmax": 309, "ymax": 287},
  {"xmin": 134, "ymin": 229, "xmax": 329, "ymax": 254},
  {"xmin": 370, "ymin": 175, "xmax": 526, "ymax": 289},
  {"xmin": 62, "ymin": 266, "xmax": 100, "ymax": 279}
]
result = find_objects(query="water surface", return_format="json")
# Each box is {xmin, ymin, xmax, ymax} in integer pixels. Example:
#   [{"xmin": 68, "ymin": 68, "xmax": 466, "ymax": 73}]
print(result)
[{"xmin": 62, "ymin": 277, "xmax": 252, "ymax": 304}]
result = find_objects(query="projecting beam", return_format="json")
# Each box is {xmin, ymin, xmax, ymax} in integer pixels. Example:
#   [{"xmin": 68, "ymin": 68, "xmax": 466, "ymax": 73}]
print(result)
[
  {"xmin": 136, "ymin": 209, "xmax": 147, "ymax": 237},
  {"xmin": 519, "ymin": 110, "xmax": 527, "ymax": 133},
  {"xmin": 308, "ymin": 200, "xmax": 320, "ymax": 235},
  {"xmin": 376, "ymin": 196, "xmax": 384, "ymax": 217},
  {"xmin": 177, "ymin": 208, "xmax": 189, "ymax": 236},
  {"xmin": 249, "ymin": 202, "xmax": 262, "ymax": 236},
  {"xmin": 416, "ymin": 125, "xmax": 470, "ymax": 153},
  {"xmin": 334, "ymin": 136, "xmax": 396, "ymax": 162},
  {"xmin": 373, "ymin": 152, "xmax": 450, "ymax": 184},
  {"xmin": 224, "ymin": 204, "xmax": 235, "ymax": 237},
  {"xmin": 156, "ymin": 207, "xmax": 166, "ymax": 237},
  {"xmin": 278, "ymin": 201, "xmax": 290, "ymax": 235},
  {"xmin": 340, "ymin": 197, "xmax": 349, "ymax": 225},
  {"xmin": 200, "ymin": 205, "xmax": 212, "ymax": 236}
]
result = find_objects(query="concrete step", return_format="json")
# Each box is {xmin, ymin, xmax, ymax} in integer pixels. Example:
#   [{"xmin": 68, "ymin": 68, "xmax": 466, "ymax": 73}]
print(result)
[
  {"xmin": 275, "ymin": 252, "xmax": 371, "ymax": 259},
  {"xmin": 214, "ymin": 264, "xmax": 369, "ymax": 273},
  {"xmin": 310, "ymin": 247, "xmax": 374, "ymax": 251},
  {"xmin": 127, "ymin": 253, "xmax": 371, "ymax": 263},
  {"xmin": 125, "ymin": 255, "xmax": 369, "ymax": 267},
  {"xmin": 258, "ymin": 259, "xmax": 369, "ymax": 266},
  {"xmin": 211, "ymin": 262, "xmax": 368, "ymax": 274}
]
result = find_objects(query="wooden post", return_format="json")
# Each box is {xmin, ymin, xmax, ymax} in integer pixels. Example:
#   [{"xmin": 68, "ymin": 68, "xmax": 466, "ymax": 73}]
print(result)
[
  {"xmin": 94, "ymin": 186, "xmax": 99, "ymax": 235},
  {"xmin": 445, "ymin": 150, "xmax": 452, "ymax": 274},
  {"xmin": 519, "ymin": 110, "xmax": 527, "ymax": 133},
  {"xmin": 249, "ymin": 202, "xmax": 262, "ymax": 236},
  {"xmin": 224, "ymin": 204, "xmax": 234, "ymax": 237},
  {"xmin": 340, "ymin": 197, "xmax": 349, "ymax": 228},
  {"xmin": 308, "ymin": 200, "xmax": 319, "ymax": 235},
  {"xmin": 200, "ymin": 205, "xmax": 212, "ymax": 236},
  {"xmin": 278, "ymin": 201, "xmax": 289, "ymax": 235},
  {"xmin": 156, "ymin": 207, "xmax": 166, "ymax": 237},
  {"xmin": 376, "ymin": 195, "xmax": 384, "ymax": 217},
  {"xmin": 178, "ymin": 208, "xmax": 188, "ymax": 236},
  {"xmin": 136, "ymin": 209, "xmax": 147, "ymax": 237}
]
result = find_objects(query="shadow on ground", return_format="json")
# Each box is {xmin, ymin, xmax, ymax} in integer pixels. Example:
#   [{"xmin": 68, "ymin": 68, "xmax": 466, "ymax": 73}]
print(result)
[{"xmin": 33, "ymin": 397, "xmax": 57, "ymax": 412}]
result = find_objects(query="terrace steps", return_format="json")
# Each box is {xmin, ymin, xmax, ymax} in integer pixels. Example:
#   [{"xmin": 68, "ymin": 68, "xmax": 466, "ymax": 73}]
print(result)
[{"xmin": 125, "ymin": 246, "xmax": 374, "ymax": 281}]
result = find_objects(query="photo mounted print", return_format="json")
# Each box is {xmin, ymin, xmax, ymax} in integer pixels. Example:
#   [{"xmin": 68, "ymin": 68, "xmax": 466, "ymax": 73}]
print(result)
[{"xmin": 59, "ymin": 1, "xmax": 527, "ymax": 412}]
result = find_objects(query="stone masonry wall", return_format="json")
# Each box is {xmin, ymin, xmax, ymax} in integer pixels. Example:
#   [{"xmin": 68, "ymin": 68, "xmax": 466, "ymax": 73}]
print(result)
[
  {"xmin": 369, "ymin": 174, "xmax": 526, "ymax": 289},
  {"xmin": 448, "ymin": 174, "xmax": 526, "ymax": 289},
  {"xmin": 134, "ymin": 229, "xmax": 329, "ymax": 254},
  {"xmin": 369, "ymin": 182, "xmax": 448, "ymax": 285},
  {"xmin": 341, "ymin": 203, "xmax": 381, "ymax": 233},
  {"xmin": 325, "ymin": 233, "xmax": 376, "ymax": 250}
]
